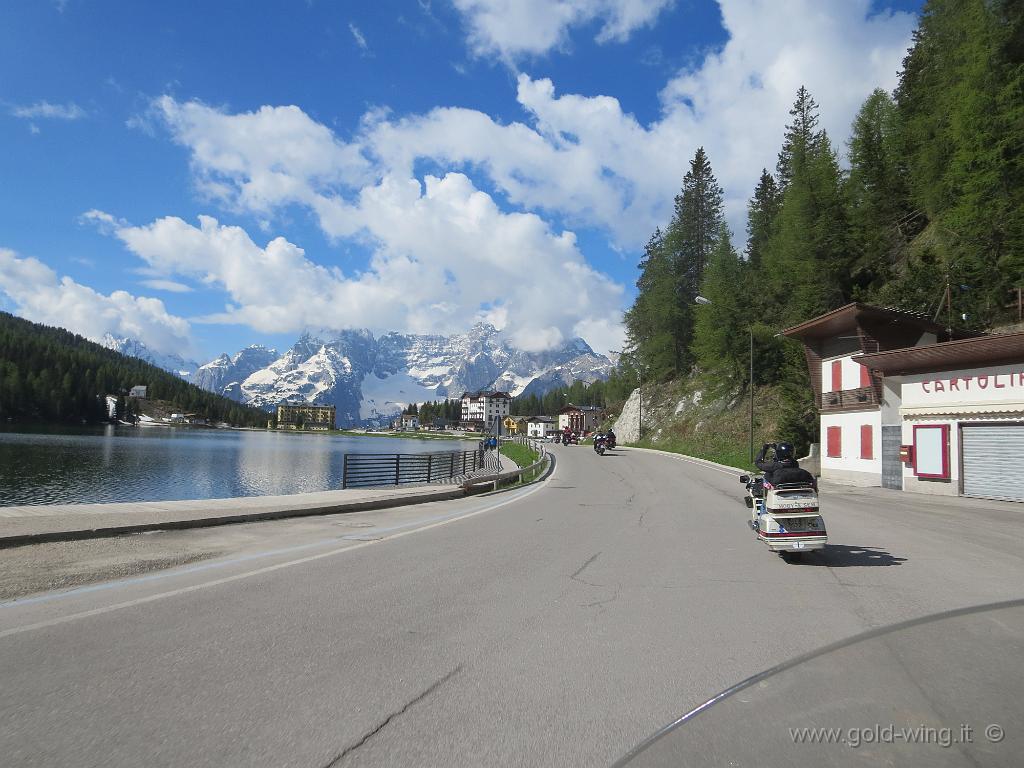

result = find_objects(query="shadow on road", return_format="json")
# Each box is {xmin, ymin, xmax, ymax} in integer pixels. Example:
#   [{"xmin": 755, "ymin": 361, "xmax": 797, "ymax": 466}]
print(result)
[{"xmin": 798, "ymin": 544, "xmax": 906, "ymax": 567}]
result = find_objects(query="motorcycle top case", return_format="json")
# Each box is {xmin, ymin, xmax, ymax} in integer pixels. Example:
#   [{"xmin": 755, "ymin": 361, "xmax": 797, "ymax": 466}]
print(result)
[{"xmin": 765, "ymin": 488, "xmax": 818, "ymax": 512}]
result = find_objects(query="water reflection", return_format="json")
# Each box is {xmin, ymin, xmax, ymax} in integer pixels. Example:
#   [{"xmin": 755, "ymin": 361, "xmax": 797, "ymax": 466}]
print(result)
[{"xmin": 0, "ymin": 427, "xmax": 477, "ymax": 506}]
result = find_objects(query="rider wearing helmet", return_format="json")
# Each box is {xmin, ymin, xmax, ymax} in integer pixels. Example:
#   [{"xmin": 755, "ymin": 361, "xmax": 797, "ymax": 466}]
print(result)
[{"xmin": 755, "ymin": 442, "xmax": 816, "ymax": 488}]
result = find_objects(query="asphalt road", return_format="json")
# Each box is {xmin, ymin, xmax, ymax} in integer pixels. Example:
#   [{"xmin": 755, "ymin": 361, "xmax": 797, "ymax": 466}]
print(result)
[{"xmin": 2, "ymin": 445, "xmax": 1023, "ymax": 767}]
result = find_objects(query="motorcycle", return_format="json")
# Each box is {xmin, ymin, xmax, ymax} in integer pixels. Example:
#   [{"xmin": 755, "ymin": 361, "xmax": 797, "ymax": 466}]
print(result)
[
  {"xmin": 740, "ymin": 472, "xmax": 826, "ymax": 558},
  {"xmin": 606, "ymin": 432, "xmax": 617, "ymax": 449},
  {"xmin": 593, "ymin": 433, "xmax": 609, "ymax": 455}
]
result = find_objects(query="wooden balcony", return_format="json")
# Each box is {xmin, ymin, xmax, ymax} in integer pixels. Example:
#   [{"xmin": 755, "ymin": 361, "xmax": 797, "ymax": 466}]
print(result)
[{"xmin": 820, "ymin": 386, "xmax": 879, "ymax": 411}]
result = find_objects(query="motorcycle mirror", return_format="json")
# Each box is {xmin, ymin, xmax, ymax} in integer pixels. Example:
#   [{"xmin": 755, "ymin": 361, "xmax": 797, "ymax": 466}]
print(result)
[{"xmin": 739, "ymin": 474, "xmax": 750, "ymax": 483}]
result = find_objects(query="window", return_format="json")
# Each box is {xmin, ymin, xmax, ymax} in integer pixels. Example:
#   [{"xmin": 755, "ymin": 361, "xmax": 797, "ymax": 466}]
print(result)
[
  {"xmin": 859, "ymin": 364, "xmax": 872, "ymax": 389},
  {"xmin": 913, "ymin": 424, "xmax": 950, "ymax": 479},
  {"xmin": 860, "ymin": 424, "xmax": 873, "ymax": 460},
  {"xmin": 831, "ymin": 360, "xmax": 843, "ymax": 392},
  {"xmin": 827, "ymin": 426, "xmax": 842, "ymax": 458}
]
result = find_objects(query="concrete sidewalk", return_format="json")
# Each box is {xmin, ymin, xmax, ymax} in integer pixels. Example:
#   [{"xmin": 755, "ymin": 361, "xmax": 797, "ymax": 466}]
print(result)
[{"xmin": 0, "ymin": 485, "xmax": 468, "ymax": 547}]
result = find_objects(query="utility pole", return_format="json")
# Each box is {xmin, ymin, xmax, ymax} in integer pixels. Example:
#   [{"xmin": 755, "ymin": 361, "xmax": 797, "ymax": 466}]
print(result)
[
  {"xmin": 638, "ymin": 363, "xmax": 643, "ymax": 441},
  {"xmin": 749, "ymin": 326, "xmax": 754, "ymax": 465},
  {"xmin": 945, "ymin": 274, "xmax": 953, "ymax": 341}
]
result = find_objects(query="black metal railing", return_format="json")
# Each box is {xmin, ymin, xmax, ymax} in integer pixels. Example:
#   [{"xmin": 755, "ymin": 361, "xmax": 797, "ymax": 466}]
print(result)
[{"xmin": 342, "ymin": 447, "xmax": 487, "ymax": 489}]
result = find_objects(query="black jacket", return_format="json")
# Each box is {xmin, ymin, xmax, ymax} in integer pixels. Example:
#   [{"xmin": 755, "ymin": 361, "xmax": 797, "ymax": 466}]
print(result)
[{"xmin": 755, "ymin": 447, "xmax": 816, "ymax": 488}]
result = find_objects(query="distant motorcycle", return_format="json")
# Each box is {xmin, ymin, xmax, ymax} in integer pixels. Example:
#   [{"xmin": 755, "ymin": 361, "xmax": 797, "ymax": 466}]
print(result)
[{"xmin": 593, "ymin": 433, "xmax": 609, "ymax": 455}]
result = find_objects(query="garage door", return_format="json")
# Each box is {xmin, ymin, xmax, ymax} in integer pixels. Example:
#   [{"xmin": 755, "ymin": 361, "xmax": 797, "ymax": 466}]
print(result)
[{"xmin": 961, "ymin": 424, "xmax": 1024, "ymax": 502}]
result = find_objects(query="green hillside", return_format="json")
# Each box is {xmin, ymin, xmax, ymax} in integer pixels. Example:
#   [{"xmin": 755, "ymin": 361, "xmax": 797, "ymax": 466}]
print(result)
[{"xmin": 0, "ymin": 311, "xmax": 268, "ymax": 427}]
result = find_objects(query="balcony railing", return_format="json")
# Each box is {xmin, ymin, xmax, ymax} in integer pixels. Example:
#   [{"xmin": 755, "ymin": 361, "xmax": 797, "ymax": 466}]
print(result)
[{"xmin": 820, "ymin": 386, "xmax": 878, "ymax": 411}]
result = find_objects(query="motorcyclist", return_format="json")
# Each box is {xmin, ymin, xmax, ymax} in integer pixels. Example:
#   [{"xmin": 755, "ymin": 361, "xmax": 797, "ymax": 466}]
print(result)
[
  {"xmin": 606, "ymin": 428, "xmax": 616, "ymax": 448},
  {"xmin": 755, "ymin": 442, "xmax": 816, "ymax": 489}
]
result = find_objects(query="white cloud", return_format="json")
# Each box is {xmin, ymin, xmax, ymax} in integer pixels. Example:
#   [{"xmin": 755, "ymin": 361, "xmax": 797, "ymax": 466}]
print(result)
[
  {"xmin": 450, "ymin": 0, "xmax": 675, "ymax": 60},
  {"xmin": 154, "ymin": 96, "xmax": 372, "ymax": 215},
  {"xmin": 151, "ymin": 1, "xmax": 913, "ymax": 249},
  {"xmin": 349, "ymin": 22, "xmax": 370, "ymax": 52},
  {"xmin": 0, "ymin": 248, "xmax": 194, "ymax": 355},
  {"xmin": 102, "ymin": 173, "xmax": 623, "ymax": 353},
  {"xmin": 119, "ymin": 0, "xmax": 914, "ymax": 354},
  {"xmin": 11, "ymin": 101, "xmax": 87, "ymax": 120},
  {"xmin": 140, "ymin": 279, "xmax": 193, "ymax": 293}
]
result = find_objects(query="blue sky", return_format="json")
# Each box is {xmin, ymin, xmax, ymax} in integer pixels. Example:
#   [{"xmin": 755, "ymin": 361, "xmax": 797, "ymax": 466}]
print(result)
[{"xmin": 1, "ymin": 0, "xmax": 923, "ymax": 362}]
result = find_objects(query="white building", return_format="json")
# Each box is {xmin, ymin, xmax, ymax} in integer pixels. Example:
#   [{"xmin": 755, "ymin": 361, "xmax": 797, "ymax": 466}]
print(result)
[
  {"xmin": 784, "ymin": 303, "xmax": 1024, "ymax": 503},
  {"xmin": 858, "ymin": 333, "xmax": 1024, "ymax": 502},
  {"xmin": 526, "ymin": 416, "xmax": 556, "ymax": 439},
  {"xmin": 105, "ymin": 395, "xmax": 118, "ymax": 419},
  {"xmin": 781, "ymin": 303, "xmax": 961, "ymax": 487},
  {"xmin": 460, "ymin": 391, "xmax": 511, "ymax": 431},
  {"xmin": 129, "ymin": 385, "xmax": 147, "ymax": 399},
  {"xmin": 393, "ymin": 414, "xmax": 419, "ymax": 431},
  {"xmin": 557, "ymin": 404, "xmax": 604, "ymax": 435}
]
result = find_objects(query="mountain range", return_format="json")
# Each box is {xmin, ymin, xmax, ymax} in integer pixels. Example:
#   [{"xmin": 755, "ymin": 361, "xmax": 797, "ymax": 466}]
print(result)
[{"xmin": 104, "ymin": 325, "xmax": 612, "ymax": 427}]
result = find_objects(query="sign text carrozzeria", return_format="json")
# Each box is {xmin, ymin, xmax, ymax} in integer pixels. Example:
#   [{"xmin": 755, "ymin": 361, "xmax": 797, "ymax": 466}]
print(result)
[{"xmin": 900, "ymin": 363, "xmax": 1024, "ymax": 409}]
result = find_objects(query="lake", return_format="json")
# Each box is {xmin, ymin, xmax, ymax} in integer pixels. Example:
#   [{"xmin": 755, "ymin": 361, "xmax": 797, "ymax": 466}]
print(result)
[{"xmin": 0, "ymin": 426, "xmax": 480, "ymax": 506}]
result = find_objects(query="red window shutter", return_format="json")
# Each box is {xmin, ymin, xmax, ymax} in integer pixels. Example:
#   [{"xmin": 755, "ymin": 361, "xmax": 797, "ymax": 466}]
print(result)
[
  {"xmin": 826, "ymin": 426, "xmax": 842, "ymax": 458},
  {"xmin": 831, "ymin": 360, "xmax": 842, "ymax": 392},
  {"xmin": 859, "ymin": 364, "xmax": 871, "ymax": 388},
  {"xmin": 860, "ymin": 424, "xmax": 873, "ymax": 460}
]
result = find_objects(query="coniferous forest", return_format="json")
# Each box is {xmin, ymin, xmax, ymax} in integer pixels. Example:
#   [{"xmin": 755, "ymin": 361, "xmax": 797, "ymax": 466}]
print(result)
[
  {"xmin": 0, "ymin": 312, "xmax": 268, "ymax": 427},
  {"xmin": 620, "ymin": 0, "xmax": 1023, "ymax": 449}
]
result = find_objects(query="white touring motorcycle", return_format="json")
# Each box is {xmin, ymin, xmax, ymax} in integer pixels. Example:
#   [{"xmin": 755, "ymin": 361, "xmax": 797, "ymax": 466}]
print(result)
[{"xmin": 739, "ymin": 473, "xmax": 826, "ymax": 557}]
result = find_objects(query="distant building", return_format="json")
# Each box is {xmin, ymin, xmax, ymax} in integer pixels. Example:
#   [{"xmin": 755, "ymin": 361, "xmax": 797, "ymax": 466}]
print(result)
[
  {"xmin": 460, "ymin": 390, "xmax": 511, "ymax": 432},
  {"xmin": 503, "ymin": 415, "xmax": 526, "ymax": 435},
  {"xmin": 129, "ymin": 385, "xmax": 147, "ymax": 399},
  {"xmin": 526, "ymin": 416, "xmax": 556, "ymax": 439},
  {"xmin": 558, "ymin": 404, "xmax": 604, "ymax": 435},
  {"xmin": 276, "ymin": 402, "xmax": 336, "ymax": 431},
  {"xmin": 392, "ymin": 414, "xmax": 419, "ymax": 431},
  {"xmin": 105, "ymin": 395, "xmax": 118, "ymax": 419}
]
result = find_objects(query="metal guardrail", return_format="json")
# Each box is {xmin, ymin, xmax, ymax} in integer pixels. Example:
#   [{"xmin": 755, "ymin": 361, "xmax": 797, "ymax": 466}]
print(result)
[
  {"xmin": 342, "ymin": 447, "xmax": 487, "ymax": 488},
  {"xmin": 462, "ymin": 436, "xmax": 550, "ymax": 492}
]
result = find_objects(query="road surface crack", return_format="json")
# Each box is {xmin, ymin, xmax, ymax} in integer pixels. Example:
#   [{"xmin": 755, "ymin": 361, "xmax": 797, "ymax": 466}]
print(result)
[
  {"xmin": 322, "ymin": 665, "xmax": 462, "ymax": 767},
  {"xmin": 570, "ymin": 552, "xmax": 601, "ymax": 583}
]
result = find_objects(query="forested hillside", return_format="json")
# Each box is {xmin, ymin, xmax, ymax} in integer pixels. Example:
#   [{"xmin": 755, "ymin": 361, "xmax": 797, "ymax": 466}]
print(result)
[
  {"xmin": 621, "ymin": 0, "xmax": 1023, "ymax": 452},
  {"xmin": 0, "ymin": 312, "xmax": 268, "ymax": 427}
]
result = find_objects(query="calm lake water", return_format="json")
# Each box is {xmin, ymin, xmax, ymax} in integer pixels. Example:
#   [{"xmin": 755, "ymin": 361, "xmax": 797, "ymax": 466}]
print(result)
[{"xmin": 0, "ymin": 426, "xmax": 479, "ymax": 506}]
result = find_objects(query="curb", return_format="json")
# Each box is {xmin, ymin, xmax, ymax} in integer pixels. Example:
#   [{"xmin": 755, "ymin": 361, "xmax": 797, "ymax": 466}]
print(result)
[
  {"xmin": 620, "ymin": 445, "xmax": 748, "ymax": 475},
  {"xmin": 0, "ymin": 486, "xmax": 468, "ymax": 548}
]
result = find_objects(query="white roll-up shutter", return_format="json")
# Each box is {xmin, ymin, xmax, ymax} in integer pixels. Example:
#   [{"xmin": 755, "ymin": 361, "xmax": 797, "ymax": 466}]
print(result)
[{"xmin": 961, "ymin": 424, "xmax": 1024, "ymax": 502}]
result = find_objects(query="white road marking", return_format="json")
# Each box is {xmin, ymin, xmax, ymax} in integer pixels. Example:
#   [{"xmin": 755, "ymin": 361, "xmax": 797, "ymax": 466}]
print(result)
[{"xmin": 0, "ymin": 474, "xmax": 554, "ymax": 641}]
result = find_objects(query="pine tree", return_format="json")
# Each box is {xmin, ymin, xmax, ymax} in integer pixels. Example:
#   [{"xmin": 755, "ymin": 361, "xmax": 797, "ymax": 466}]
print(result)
[
  {"xmin": 895, "ymin": 0, "xmax": 1024, "ymax": 325},
  {"xmin": 623, "ymin": 228, "xmax": 680, "ymax": 380},
  {"xmin": 692, "ymin": 224, "xmax": 748, "ymax": 387},
  {"xmin": 745, "ymin": 169, "xmax": 782, "ymax": 272},
  {"xmin": 776, "ymin": 86, "xmax": 821, "ymax": 190},
  {"xmin": 760, "ymin": 89, "xmax": 851, "ymax": 327},
  {"xmin": 846, "ymin": 88, "xmax": 912, "ymax": 296}
]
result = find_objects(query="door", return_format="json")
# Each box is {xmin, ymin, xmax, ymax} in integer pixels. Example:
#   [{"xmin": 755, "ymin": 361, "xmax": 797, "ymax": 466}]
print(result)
[
  {"xmin": 881, "ymin": 425, "xmax": 903, "ymax": 490},
  {"xmin": 961, "ymin": 424, "xmax": 1024, "ymax": 502}
]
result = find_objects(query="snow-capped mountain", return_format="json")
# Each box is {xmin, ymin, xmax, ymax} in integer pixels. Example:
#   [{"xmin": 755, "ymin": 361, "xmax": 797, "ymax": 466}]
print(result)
[
  {"xmin": 109, "ymin": 324, "xmax": 613, "ymax": 427},
  {"xmin": 192, "ymin": 345, "xmax": 279, "ymax": 399},
  {"xmin": 101, "ymin": 335, "xmax": 200, "ymax": 380}
]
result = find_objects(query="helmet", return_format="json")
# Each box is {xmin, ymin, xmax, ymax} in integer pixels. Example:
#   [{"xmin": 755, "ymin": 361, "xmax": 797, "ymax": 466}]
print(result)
[{"xmin": 775, "ymin": 442, "xmax": 794, "ymax": 460}]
